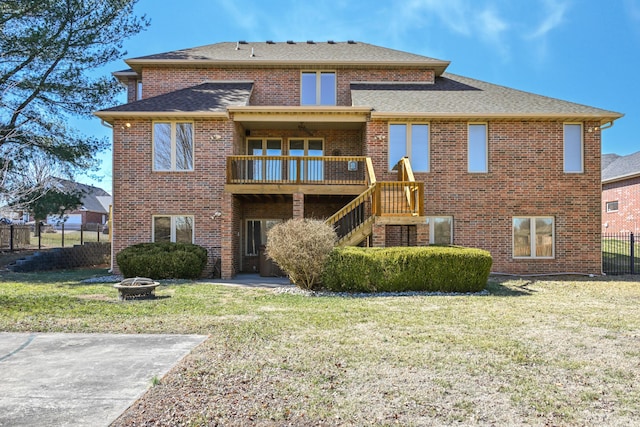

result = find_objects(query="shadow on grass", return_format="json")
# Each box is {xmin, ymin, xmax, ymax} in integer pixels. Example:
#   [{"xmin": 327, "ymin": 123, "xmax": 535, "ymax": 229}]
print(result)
[
  {"xmin": 0, "ymin": 268, "xmax": 111, "ymax": 284},
  {"xmin": 485, "ymin": 280, "xmax": 536, "ymax": 297}
]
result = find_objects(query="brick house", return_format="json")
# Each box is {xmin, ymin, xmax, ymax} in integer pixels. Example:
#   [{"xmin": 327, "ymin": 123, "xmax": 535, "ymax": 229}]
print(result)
[
  {"xmin": 95, "ymin": 41, "xmax": 622, "ymax": 278},
  {"xmin": 602, "ymin": 151, "xmax": 640, "ymax": 234}
]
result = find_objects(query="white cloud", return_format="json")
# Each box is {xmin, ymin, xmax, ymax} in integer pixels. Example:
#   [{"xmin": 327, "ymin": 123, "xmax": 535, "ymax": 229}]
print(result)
[{"xmin": 527, "ymin": 0, "xmax": 569, "ymax": 39}]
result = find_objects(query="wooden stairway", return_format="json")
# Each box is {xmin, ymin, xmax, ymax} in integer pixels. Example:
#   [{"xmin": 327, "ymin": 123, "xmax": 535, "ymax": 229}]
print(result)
[{"xmin": 325, "ymin": 157, "xmax": 424, "ymax": 246}]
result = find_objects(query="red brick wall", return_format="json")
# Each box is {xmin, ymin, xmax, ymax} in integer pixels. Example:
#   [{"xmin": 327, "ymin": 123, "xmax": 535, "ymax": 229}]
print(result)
[
  {"xmin": 141, "ymin": 67, "xmax": 434, "ymax": 106},
  {"xmin": 602, "ymin": 177, "xmax": 640, "ymax": 234},
  {"xmin": 363, "ymin": 119, "xmax": 603, "ymax": 274},
  {"xmin": 112, "ymin": 61, "xmax": 603, "ymax": 277},
  {"xmin": 111, "ymin": 117, "xmax": 235, "ymax": 277}
]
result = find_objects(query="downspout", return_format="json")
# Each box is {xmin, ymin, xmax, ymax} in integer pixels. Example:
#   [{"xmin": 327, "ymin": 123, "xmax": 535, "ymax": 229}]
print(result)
[{"xmin": 99, "ymin": 117, "xmax": 114, "ymax": 272}]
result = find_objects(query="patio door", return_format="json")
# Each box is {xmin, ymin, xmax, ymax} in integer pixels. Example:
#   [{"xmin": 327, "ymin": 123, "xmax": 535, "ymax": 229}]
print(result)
[
  {"xmin": 288, "ymin": 139, "xmax": 323, "ymax": 182},
  {"xmin": 247, "ymin": 139, "xmax": 282, "ymax": 181}
]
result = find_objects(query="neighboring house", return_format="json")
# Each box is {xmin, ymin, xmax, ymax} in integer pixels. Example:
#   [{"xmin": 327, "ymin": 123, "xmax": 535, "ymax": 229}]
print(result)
[
  {"xmin": 602, "ymin": 151, "xmax": 640, "ymax": 234},
  {"xmin": 46, "ymin": 180, "xmax": 112, "ymax": 230},
  {"xmin": 95, "ymin": 41, "xmax": 622, "ymax": 278}
]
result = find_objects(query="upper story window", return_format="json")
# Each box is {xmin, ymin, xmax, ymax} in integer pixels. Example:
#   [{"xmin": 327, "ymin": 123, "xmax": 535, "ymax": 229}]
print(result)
[
  {"xmin": 301, "ymin": 71, "xmax": 336, "ymax": 105},
  {"xmin": 153, "ymin": 122, "xmax": 194, "ymax": 171},
  {"xmin": 136, "ymin": 80, "xmax": 142, "ymax": 100},
  {"xmin": 468, "ymin": 123, "xmax": 488, "ymax": 173},
  {"xmin": 564, "ymin": 123, "xmax": 583, "ymax": 173},
  {"xmin": 388, "ymin": 123, "xmax": 429, "ymax": 172}
]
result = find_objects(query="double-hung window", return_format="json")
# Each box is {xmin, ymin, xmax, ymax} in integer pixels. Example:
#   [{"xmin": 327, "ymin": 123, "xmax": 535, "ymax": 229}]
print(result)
[
  {"xmin": 153, "ymin": 215, "xmax": 194, "ymax": 243},
  {"xmin": 468, "ymin": 123, "xmax": 488, "ymax": 173},
  {"xmin": 388, "ymin": 123, "xmax": 429, "ymax": 172},
  {"xmin": 153, "ymin": 122, "xmax": 194, "ymax": 171},
  {"xmin": 563, "ymin": 123, "xmax": 583, "ymax": 173},
  {"xmin": 513, "ymin": 217, "xmax": 554, "ymax": 258},
  {"xmin": 301, "ymin": 71, "xmax": 336, "ymax": 105}
]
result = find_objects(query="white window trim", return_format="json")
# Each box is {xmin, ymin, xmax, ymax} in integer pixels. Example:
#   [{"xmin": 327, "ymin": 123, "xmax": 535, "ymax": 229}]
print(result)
[
  {"xmin": 246, "ymin": 138, "xmax": 283, "ymax": 155},
  {"xmin": 427, "ymin": 216, "xmax": 453, "ymax": 244},
  {"xmin": 287, "ymin": 138, "xmax": 325, "ymax": 155},
  {"xmin": 388, "ymin": 122, "xmax": 430, "ymax": 172},
  {"xmin": 152, "ymin": 121, "xmax": 194, "ymax": 172},
  {"xmin": 563, "ymin": 123, "xmax": 584, "ymax": 173},
  {"xmin": 152, "ymin": 215, "xmax": 195, "ymax": 243},
  {"xmin": 468, "ymin": 122, "xmax": 488, "ymax": 173},
  {"xmin": 512, "ymin": 216, "xmax": 555, "ymax": 259},
  {"xmin": 300, "ymin": 71, "xmax": 337, "ymax": 106},
  {"xmin": 606, "ymin": 201, "xmax": 619, "ymax": 213}
]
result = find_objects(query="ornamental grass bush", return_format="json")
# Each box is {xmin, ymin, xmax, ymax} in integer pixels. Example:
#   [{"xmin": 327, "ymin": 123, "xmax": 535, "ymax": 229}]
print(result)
[
  {"xmin": 322, "ymin": 246, "xmax": 492, "ymax": 293},
  {"xmin": 266, "ymin": 218, "xmax": 337, "ymax": 290},
  {"xmin": 116, "ymin": 242, "xmax": 208, "ymax": 279}
]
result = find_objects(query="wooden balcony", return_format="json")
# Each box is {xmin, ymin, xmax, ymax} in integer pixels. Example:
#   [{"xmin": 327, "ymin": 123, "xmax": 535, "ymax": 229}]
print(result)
[{"xmin": 225, "ymin": 156, "xmax": 373, "ymax": 195}]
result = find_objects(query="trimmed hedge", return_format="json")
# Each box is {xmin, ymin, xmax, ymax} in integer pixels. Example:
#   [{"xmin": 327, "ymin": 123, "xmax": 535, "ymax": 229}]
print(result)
[
  {"xmin": 321, "ymin": 246, "xmax": 492, "ymax": 293},
  {"xmin": 116, "ymin": 242, "xmax": 208, "ymax": 279}
]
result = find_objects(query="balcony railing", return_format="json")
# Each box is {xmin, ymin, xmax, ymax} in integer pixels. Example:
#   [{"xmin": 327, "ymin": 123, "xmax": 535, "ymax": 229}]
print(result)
[{"xmin": 227, "ymin": 156, "xmax": 370, "ymax": 185}]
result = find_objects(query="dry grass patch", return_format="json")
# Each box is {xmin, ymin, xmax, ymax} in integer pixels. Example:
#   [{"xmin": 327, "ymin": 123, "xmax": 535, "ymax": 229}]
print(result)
[{"xmin": 1, "ymin": 270, "xmax": 639, "ymax": 425}]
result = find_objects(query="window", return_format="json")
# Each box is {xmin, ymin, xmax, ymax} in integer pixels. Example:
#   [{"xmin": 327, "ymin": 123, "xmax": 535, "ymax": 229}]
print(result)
[
  {"xmin": 153, "ymin": 122, "xmax": 193, "ymax": 171},
  {"xmin": 513, "ymin": 217, "xmax": 554, "ymax": 258},
  {"xmin": 606, "ymin": 201, "xmax": 619, "ymax": 212},
  {"xmin": 246, "ymin": 219, "xmax": 282, "ymax": 255},
  {"xmin": 289, "ymin": 138, "xmax": 324, "ymax": 181},
  {"xmin": 427, "ymin": 216, "xmax": 453, "ymax": 244},
  {"xmin": 136, "ymin": 80, "xmax": 142, "ymax": 100},
  {"xmin": 153, "ymin": 215, "xmax": 194, "ymax": 243},
  {"xmin": 247, "ymin": 138, "xmax": 282, "ymax": 181},
  {"xmin": 468, "ymin": 123, "xmax": 488, "ymax": 173},
  {"xmin": 301, "ymin": 71, "xmax": 336, "ymax": 105},
  {"xmin": 564, "ymin": 123, "xmax": 583, "ymax": 173},
  {"xmin": 388, "ymin": 123, "xmax": 429, "ymax": 172}
]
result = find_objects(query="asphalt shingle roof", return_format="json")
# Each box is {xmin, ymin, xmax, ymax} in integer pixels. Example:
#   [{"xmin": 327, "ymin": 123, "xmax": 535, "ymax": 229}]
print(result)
[
  {"xmin": 602, "ymin": 150, "xmax": 640, "ymax": 182},
  {"xmin": 351, "ymin": 73, "xmax": 621, "ymax": 118},
  {"xmin": 126, "ymin": 41, "xmax": 450, "ymax": 71},
  {"xmin": 101, "ymin": 82, "xmax": 253, "ymax": 113}
]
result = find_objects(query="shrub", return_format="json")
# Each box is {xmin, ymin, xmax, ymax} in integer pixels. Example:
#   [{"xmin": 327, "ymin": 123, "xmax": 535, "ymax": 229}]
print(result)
[
  {"xmin": 116, "ymin": 242, "xmax": 208, "ymax": 279},
  {"xmin": 266, "ymin": 218, "xmax": 337, "ymax": 290},
  {"xmin": 322, "ymin": 246, "xmax": 492, "ymax": 293}
]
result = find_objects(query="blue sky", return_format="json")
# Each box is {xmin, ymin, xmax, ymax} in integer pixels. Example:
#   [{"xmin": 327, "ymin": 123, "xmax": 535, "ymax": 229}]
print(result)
[{"xmin": 78, "ymin": 0, "xmax": 640, "ymax": 191}]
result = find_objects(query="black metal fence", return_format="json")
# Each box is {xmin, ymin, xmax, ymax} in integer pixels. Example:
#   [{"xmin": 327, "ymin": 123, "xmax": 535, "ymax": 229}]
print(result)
[
  {"xmin": 602, "ymin": 232, "xmax": 639, "ymax": 275},
  {"xmin": 0, "ymin": 223, "xmax": 108, "ymax": 251}
]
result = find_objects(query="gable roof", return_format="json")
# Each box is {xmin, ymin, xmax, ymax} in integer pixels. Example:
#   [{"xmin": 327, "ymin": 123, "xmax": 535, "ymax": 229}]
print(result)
[
  {"xmin": 96, "ymin": 81, "xmax": 253, "ymax": 119},
  {"xmin": 351, "ymin": 74, "xmax": 622, "ymax": 122},
  {"xmin": 602, "ymin": 150, "xmax": 640, "ymax": 183},
  {"xmin": 124, "ymin": 41, "xmax": 450, "ymax": 75},
  {"xmin": 54, "ymin": 179, "xmax": 111, "ymax": 214}
]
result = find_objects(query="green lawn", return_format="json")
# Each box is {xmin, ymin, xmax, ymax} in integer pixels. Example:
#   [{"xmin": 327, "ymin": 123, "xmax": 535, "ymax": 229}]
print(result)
[
  {"xmin": 30, "ymin": 230, "xmax": 104, "ymax": 248},
  {"xmin": 1, "ymin": 269, "xmax": 639, "ymax": 426},
  {"xmin": 602, "ymin": 238, "xmax": 640, "ymax": 274}
]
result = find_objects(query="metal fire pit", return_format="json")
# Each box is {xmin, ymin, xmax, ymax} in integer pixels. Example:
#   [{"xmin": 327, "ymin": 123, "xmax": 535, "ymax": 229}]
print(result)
[{"xmin": 114, "ymin": 277, "xmax": 159, "ymax": 300}]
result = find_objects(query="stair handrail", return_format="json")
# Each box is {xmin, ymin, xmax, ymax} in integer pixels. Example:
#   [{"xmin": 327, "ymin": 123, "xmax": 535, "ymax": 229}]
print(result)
[{"xmin": 396, "ymin": 157, "xmax": 420, "ymax": 215}]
